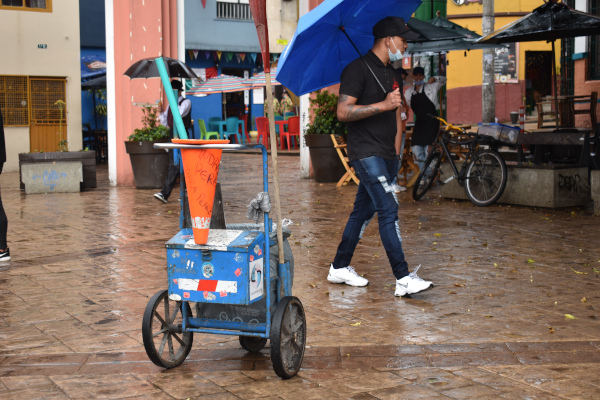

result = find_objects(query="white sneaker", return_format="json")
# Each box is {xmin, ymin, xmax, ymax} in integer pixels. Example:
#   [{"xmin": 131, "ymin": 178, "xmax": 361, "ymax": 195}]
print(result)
[
  {"xmin": 392, "ymin": 182, "xmax": 407, "ymax": 193},
  {"xmin": 395, "ymin": 265, "xmax": 433, "ymax": 296},
  {"xmin": 327, "ymin": 264, "xmax": 369, "ymax": 287}
]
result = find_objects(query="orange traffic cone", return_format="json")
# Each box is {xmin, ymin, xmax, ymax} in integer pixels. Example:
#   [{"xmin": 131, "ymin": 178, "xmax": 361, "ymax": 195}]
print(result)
[{"xmin": 172, "ymin": 139, "xmax": 229, "ymax": 244}]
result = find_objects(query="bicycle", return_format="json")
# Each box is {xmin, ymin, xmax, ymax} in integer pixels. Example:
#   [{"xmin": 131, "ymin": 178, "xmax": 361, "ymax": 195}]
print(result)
[{"xmin": 412, "ymin": 115, "xmax": 509, "ymax": 207}]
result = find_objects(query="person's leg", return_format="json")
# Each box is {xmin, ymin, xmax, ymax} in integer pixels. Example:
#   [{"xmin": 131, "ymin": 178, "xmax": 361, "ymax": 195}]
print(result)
[
  {"xmin": 411, "ymin": 145, "xmax": 428, "ymax": 172},
  {"xmin": 158, "ymin": 149, "xmax": 180, "ymax": 201},
  {"xmin": 351, "ymin": 156, "xmax": 408, "ymax": 280},
  {"xmin": 0, "ymin": 186, "xmax": 9, "ymax": 261}
]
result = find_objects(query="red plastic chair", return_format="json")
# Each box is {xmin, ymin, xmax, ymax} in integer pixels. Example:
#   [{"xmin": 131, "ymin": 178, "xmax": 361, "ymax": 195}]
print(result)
[
  {"xmin": 281, "ymin": 116, "xmax": 300, "ymax": 150},
  {"xmin": 239, "ymin": 114, "xmax": 250, "ymax": 143},
  {"xmin": 255, "ymin": 116, "xmax": 270, "ymax": 148}
]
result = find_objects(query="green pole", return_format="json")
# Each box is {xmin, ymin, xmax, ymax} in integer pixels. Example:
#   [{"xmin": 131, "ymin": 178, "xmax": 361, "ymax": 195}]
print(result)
[{"xmin": 155, "ymin": 57, "xmax": 188, "ymax": 140}]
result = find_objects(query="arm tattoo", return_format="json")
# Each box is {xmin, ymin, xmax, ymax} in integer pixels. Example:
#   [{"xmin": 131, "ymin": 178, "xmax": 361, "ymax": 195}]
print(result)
[{"xmin": 345, "ymin": 105, "xmax": 381, "ymax": 122}]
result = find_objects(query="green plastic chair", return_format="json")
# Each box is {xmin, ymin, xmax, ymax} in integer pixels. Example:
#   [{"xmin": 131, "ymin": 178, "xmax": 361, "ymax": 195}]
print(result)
[{"xmin": 198, "ymin": 119, "xmax": 220, "ymax": 140}]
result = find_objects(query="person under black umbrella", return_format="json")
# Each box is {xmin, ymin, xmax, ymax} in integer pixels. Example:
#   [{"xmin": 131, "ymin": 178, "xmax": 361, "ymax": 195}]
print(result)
[
  {"xmin": 0, "ymin": 108, "xmax": 9, "ymax": 261},
  {"xmin": 328, "ymin": 16, "xmax": 433, "ymax": 297},
  {"xmin": 404, "ymin": 66, "xmax": 446, "ymax": 172},
  {"xmin": 153, "ymin": 80, "xmax": 192, "ymax": 204}
]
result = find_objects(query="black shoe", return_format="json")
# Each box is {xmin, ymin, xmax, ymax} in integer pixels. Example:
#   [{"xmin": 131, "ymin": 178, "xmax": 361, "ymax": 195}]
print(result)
[
  {"xmin": 154, "ymin": 193, "xmax": 168, "ymax": 204},
  {"xmin": 0, "ymin": 248, "xmax": 11, "ymax": 261}
]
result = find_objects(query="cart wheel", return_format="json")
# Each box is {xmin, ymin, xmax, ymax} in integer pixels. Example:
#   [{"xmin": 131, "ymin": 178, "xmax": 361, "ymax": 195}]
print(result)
[
  {"xmin": 142, "ymin": 290, "xmax": 193, "ymax": 369},
  {"xmin": 270, "ymin": 296, "xmax": 306, "ymax": 379},
  {"xmin": 239, "ymin": 336, "xmax": 268, "ymax": 353}
]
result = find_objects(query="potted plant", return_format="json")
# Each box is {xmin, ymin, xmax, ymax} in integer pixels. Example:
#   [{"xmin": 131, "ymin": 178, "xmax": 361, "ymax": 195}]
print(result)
[
  {"xmin": 305, "ymin": 90, "xmax": 348, "ymax": 182},
  {"xmin": 124, "ymin": 105, "xmax": 171, "ymax": 189},
  {"xmin": 19, "ymin": 99, "xmax": 97, "ymax": 191}
]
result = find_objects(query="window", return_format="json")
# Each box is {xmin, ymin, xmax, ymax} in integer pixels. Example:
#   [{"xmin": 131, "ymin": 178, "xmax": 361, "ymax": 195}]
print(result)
[
  {"xmin": 217, "ymin": 0, "xmax": 252, "ymax": 21},
  {"xmin": 0, "ymin": 0, "xmax": 51, "ymax": 11},
  {"xmin": 0, "ymin": 76, "xmax": 29, "ymax": 126},
  {"xmin": 589, "ymin": 0, "xmax": 600, "ymax": 80}
]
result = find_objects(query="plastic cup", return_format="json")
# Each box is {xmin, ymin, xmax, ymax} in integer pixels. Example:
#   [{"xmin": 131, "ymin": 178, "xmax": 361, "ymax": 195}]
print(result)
[{"xmin": 172, "ymin": 139, "xmax": 229, "ymax": 244}]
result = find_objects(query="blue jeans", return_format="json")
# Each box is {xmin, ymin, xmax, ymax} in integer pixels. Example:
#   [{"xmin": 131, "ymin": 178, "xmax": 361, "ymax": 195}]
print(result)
[
  {"xmin": 332, "ymin": 156, "xmax": 409, "ymax": 279},
  {"xmin": 411, "ymin": 145, "xmax": 429, "ymax": 172}
]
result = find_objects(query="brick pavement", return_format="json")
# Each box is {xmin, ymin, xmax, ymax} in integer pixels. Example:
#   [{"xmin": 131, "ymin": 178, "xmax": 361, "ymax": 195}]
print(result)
[{"xmin": 0, "ymin": 152, "xmax": 599, "ymax": 399}]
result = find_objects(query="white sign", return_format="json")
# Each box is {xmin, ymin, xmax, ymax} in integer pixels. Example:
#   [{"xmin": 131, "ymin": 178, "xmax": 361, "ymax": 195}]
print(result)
[{"xmin": 253, "ymin": 88, "xmax": 264, "ymax": 105}]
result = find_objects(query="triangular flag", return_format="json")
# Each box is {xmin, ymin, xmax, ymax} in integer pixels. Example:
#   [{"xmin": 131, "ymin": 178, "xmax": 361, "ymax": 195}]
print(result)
[
  {"xmin": 235, "ymin": 53, "xmax": 241, "ymax": 63},
  {"xmin": 188, "ymin": 50, "xmax": 194, "ymax": 60},
  {"xmin": 193, "ymin": 50, "xmax": 199, "ymax": 59},
  {"xmin": 250, "ymin": 53, "xmax": 257, "ymax": 63},
  {"xmin": 240, "ymin": 53, "xmax": 246, "ymax": 62},
  {"xmin": 225, "ymin": 52, "xmax": 233, "ymax": 62},
  {"xmin": 201, "ymin": 0, "xmax": 206, "ymax": 8},
  {"xmin": 205, "ymin": 51, "xmax": 211, "ymax": 59},
  {"xmin": 217, "ymin": 51, "xmax": 222, "ymax": 60}
]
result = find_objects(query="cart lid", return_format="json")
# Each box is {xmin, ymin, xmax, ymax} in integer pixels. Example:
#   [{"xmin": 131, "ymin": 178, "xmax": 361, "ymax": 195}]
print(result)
[{"xmin": 166, "ymin": 228, "xmax": 263, "ymax": 252}]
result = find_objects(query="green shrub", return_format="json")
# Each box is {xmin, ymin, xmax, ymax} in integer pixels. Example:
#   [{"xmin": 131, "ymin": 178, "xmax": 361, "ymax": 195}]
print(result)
[
  {"xmin": 128, "ymin": 106, "xmax": 170, "ymax": 141},
  {"xmin": 305, "ymin": 90, "xmax": 347, "ymax": 135}
]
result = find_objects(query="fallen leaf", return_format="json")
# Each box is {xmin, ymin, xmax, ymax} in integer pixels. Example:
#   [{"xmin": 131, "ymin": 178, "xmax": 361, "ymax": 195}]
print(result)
[
  {"xmin": 571, "ymin": 268, "xmax": 588, "ymax": 275},
  {"xmin": 325, "ymin": 291, "xmax": 329, "ymax": 295},
  {"xmin": 548, "ymin": 327, "xmax": 555, "ymax": 333},
  {"xmin": 448, "ymin": 290, "xmax": 457, "ymax": 294},
  {"xmin": 346, "ymin": 353, "xmax": 351, "ymax": 357},
  {"xmin": 482, "ymin": 242, "xmax": 488, "ymax": 247},
  {"xmin": 581, "ymin": 297, "xmax": 587, "ymax": 302},
  {"xmin": 494, "ymin": 263, "xmax": 498, "ymax": 267},
  {"xmin": 526, "ymin": 259, "xmax": 535, "ymax": 264},
  {"xmin": 350, "ymin": 321, "xmax": 361, "ymax": 326},
  {"xmin": 434, "ymin": 233, "xmax": 442, "ymax": 237},
  {"xmin": 565, "ymin": 314, "xmax": 577, "ymax": 320},
  {"xmin": 484, "ymin": 315, "xmax": 493, "ymax": 318},
  {"xmin": 309, "ymin": 283, "xmax": 316, "ymax": 288},
  {"xmin": 593, "ymin": 268, "xmax": 600, "ymax": 273},
  {"xmin": 487, "ymin": 293, "xmax": 494, "ymax": 297},
  {"xmin": 454, "ymin": 283, "xmax": 465, "ymax": 287}
]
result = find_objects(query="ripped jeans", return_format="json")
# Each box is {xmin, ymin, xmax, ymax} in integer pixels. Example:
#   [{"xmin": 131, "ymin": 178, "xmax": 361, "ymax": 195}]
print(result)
[{"xmin": 332, "ymin": 156, "xmax": 409, "ymax": 279}]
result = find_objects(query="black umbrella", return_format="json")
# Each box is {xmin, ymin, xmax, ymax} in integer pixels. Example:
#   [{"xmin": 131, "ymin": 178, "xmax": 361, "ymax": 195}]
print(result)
[
  {"xmin": 124, "ymin": 56, "xmax": 197, "ymax": 79},
  {"xmin": 477, "ymin": 0, "xmax": 600, "ymax": 128},
  {"xmin": 81, "ymin": 74, "xmax": 106, "ymax": 90}
]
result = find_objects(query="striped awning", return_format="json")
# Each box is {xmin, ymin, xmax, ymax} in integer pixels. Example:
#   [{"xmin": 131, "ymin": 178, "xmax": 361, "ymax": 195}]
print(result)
[
  {"xmin": 242, "ymin": 68, "xmax": 281, "ymax": 88},
  {"xmin": 186, "ymin": 74, "xmax": 250, "ymax": 96}
]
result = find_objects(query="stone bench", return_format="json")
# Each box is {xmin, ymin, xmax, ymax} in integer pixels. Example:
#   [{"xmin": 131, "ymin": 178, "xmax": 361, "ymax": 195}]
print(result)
[
  {"xmin": 440, "ymin": 162, "xmax": 590, "ymax": 208},
  {"xmin": 21, "ymin": 161, "xmax": 83, "ymax": 194}
]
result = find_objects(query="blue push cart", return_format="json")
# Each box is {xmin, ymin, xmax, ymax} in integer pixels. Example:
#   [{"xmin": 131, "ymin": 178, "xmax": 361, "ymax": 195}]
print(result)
[{"xmin": 141, "ymin": 142, "xmax": 306, "ymax": 379}]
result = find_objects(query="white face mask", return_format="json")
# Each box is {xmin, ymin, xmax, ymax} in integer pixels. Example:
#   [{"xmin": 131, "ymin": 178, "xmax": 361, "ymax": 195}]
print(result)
[{"xmin": 388, "ymin": 39, "xmax": 403, "ymax": 62}]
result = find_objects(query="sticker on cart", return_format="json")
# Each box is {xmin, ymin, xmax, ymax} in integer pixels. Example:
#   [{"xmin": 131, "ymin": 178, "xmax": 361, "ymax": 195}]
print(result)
[
  {"xmin": 202, "ymin": 262, "xmax": 214, "ymax": 278},
  {"xmin": 249, "ymin": 258, "xmax": 264, "ymax": 301},
  {"xmin": 234, "ymin": 253, "xmax": 243, "ymax": 263},
  {"xmin": 169, "ymin": 293, "xmax": 181, "ymax": 301},
  {"xmin": 173, "ymin": 279, "xmax": 178, "ymax": 284},
  {"xmin": 250, "ymin": 255, "xmax": 254, "ymax": 262},
  {"xmin": 203, "ymin": 291, "xmax": 216, "ymax": 301},
  {"xmin": 254, "ymin": 244, "xmax": 261, "ymax": 255},
  {"xmin": 234, "ymin": 268, "xmax": 242, "ymax": 277},
  {"xmin": 183, "ymin": 292, "xmax": 190, "ymax": 299},
  {"xmin": 220, "ymin": 291, "xmax": 227, "ymax": 297},
  {"xmin": 178, "ymin": 278, "xmax": 238, "ymax": 293}
]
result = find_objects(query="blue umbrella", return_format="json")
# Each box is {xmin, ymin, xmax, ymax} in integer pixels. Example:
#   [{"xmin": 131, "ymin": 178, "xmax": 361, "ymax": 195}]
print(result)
[{"xmin": 276, "ymin": 0, "xmax": 422, "ymax": 96}]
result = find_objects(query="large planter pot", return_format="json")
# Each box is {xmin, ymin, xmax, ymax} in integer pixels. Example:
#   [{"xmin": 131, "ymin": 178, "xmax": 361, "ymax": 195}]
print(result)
[
  {"xmin": 125, "ymin": 140, "xmax": 170, "ymax": 189},
  {"xmin": 305, "ymin": 134, "xmax": 347, "ymax": 183},
  {"xmin": 19, "ymin": 151, "xmax": 97, "ymax": 190}
]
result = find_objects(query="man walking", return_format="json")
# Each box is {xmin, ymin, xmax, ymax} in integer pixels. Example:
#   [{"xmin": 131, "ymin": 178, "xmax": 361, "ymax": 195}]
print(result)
[
  {"xmin": 154, "ymin": 80, "xmax": 192, "ymax": 204},
  {"xmin": 328, "ymin": 17, "xmax": 433, "ymax": 297},
  {"xmin": 404, "ymin": 67, "xmax": 446, "ymax": 171}
]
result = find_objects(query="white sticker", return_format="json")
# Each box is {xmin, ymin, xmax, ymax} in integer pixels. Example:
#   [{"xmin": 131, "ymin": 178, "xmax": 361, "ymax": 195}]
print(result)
[{"xmin": 249, "ymin": 258, "xmax": 264, "ymax": 301}]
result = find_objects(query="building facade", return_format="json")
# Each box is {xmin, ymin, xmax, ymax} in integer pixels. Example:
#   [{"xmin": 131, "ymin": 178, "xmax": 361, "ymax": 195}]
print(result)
[{"xmin": 0, "ymin": 0, "xmax": 82, "ymax": 172}]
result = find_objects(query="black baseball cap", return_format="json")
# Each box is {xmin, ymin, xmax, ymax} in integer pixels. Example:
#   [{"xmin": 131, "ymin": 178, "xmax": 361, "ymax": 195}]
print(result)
[
  {"xmin": 373, "ymin": 17, "xmax": 420, "ymax": 40},
  {"xmin": 413, "ymin": 67, "xmax": 425, "ymax": 75}
]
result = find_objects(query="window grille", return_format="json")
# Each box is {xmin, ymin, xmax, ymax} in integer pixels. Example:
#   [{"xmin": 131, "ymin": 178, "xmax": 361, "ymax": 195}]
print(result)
[
  {"xmin": 0, "ymin": 76, "xmax": 29, "ymax": 126},
  {"xmin": 1, "ymin": 0, "xmax": 50, "ymax": 11},
  {"xmin": 29, "ymin": 79, "xmax": 66, "ymax": 125},
  {"xmin": 217, "ymin": 0, "xmax": 252, "ymax": 21}
]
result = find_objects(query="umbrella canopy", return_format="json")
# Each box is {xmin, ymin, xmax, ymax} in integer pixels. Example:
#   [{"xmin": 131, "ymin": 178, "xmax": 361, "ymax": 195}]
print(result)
[
  {"xmin": 124, "ymin": 56, "xmax": 198, "ymax": 79},
  {"xmin": 407, "ymin": 17, "xmax": 464, "ymax": 42},
  {"xmin": 242, "ymin": 68, "xmax": 282, "ymax": 88},
  {"xmin": 81, "ymin": 74, "xmax": 106, "ymax": 90},
  {"xmin": 276, "ymin": 0, "xmax": 422, "ymax": 96},
  {"xmin": 185, "ymin": 74, "xmax": 250, "ymax": 96},
  {"xmin": 477, "ymin": 0, "xmax": 600, "ymax": 128},
  {"xmin": 477, "ymin": 0, "xmax": 600, "ymax": 44}
]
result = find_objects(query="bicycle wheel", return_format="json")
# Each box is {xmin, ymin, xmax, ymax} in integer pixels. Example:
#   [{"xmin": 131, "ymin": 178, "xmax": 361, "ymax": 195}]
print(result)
[
  {"xmin": 412, "ymin": 150, "xmax": 442, "ymax": 201},
  {"xmin": 464, "ymin": 149, "xmax": 507, "ymax": 207}
]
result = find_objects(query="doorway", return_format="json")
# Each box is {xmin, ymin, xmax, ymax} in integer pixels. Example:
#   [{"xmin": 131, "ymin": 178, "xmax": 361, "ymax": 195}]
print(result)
[
  {"xmin": 29, "ymin": 78, "xmax": 67, "ymax": 152},
  {"xmin": 525, "ymin": 51, "xmax": 553, "ymax": 115}
]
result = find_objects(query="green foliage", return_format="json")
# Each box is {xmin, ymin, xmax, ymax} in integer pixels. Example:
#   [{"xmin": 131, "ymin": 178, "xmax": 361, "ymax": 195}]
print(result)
[
  {"xmin": 128, "ymin": 106, "xmax": 170, "ymax": 142},
  {"xmin": 54, "ymin": 99, "xmax": 68, "ymax": 151},
  {"xmin": 305, "ymin": 90, "xmax": 347, "ymax": 135}
]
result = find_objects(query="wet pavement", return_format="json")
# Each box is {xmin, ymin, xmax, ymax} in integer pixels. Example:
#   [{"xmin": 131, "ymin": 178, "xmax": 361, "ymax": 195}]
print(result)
[{"xmin": 1, "ymin": 152, "xmax": 599, "ymax": 399}]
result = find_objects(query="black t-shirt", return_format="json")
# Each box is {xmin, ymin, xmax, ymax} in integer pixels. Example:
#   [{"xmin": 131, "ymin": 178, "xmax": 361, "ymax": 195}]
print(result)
[{"xmin": 339, "ymin": 50, "xmax": 402, "ymax": 162}]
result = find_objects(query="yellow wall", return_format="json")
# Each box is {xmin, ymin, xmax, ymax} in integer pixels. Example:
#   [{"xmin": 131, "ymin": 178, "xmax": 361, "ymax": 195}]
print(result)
[
  {"xmin": 446, "ymin": 0, "xmax": 558, "ymax": 90},
  {"xmin": 0, "ymin": 1, "xmax": 82, "ymax": 172}
]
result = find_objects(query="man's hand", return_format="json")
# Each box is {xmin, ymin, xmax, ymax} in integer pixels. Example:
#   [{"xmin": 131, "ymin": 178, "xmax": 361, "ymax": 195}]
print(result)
[{"xmin": 383, "ymin": 89, "xmax": 402, "ymax": 111}]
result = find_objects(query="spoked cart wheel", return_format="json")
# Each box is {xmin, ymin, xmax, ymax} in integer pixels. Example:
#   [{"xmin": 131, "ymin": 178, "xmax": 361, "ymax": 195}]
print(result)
[
  {"xmin": 270, "ymin": 296, "xmax": 306, "ymax": 379},
  {"xmin": 142, "ymin": 290, "xmax": 193, "ymax": 368},
  {"xmin": 239, "ymin": 336, "xmax": 268, "ymax": 353}
]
